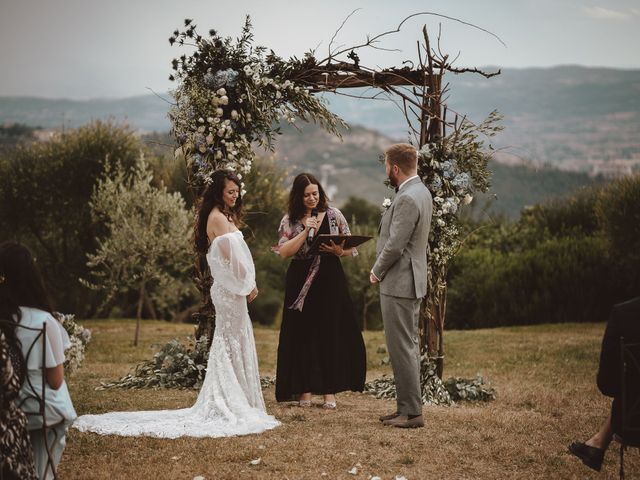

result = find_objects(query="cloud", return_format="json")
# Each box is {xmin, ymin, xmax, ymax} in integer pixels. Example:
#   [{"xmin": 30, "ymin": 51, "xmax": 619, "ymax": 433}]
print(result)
[{"xmin": 583, "ymin": 6, "xmax": 631, "ymax": 21}]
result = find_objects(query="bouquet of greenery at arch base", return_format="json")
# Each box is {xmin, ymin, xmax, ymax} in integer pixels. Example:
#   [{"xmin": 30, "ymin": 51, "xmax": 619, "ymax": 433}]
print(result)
[{"xmin": 53, "ymin": 312, "xmax": 92, "ymax": 376}]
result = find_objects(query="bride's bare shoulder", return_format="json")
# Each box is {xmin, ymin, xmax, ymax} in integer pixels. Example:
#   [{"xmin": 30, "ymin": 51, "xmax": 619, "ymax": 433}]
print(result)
[{"xmin": 207, "ymin": 208, "xmax": 234, "ymax": 240}]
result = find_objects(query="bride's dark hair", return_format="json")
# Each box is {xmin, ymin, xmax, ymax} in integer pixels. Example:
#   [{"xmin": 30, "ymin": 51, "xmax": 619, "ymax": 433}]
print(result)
[{"xmin": 194, "ymin": 170, "xmax": 243, "ymax": 254}]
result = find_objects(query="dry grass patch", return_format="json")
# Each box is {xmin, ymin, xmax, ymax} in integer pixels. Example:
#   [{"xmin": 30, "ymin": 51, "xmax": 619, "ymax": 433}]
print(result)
[{"xmin": 60, "ymin": 319, "xmax": 639, "ymax": 479}]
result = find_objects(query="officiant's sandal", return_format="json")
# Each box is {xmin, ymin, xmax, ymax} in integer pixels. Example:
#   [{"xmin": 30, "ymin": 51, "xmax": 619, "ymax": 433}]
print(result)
[
  {"xmin": 322, "ymin": 395, "xmax": 337, "ymax": 409},
  {"xmin": 298, "ymin": 393, "xmax": 312, "ymax": 407}
]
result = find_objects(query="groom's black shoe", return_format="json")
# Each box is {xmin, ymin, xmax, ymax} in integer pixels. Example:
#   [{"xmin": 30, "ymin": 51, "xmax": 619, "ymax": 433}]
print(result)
[
  {"xmin": 568, "ymin": 441, "xmax": 605, "ymax": 472},
  {"xmin": 379, "ymin": 412, "xmax": 400, "ymax": 422}
]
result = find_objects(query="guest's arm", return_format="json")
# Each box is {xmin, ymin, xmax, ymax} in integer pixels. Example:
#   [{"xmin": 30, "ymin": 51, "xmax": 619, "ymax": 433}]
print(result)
[
  {"xmin": 45, "ymin": 318, "xmax": 67, "ymax": 390},
  {"xmin": 46, "ymin": 364, "xmax": 64, "ymax": 390}
]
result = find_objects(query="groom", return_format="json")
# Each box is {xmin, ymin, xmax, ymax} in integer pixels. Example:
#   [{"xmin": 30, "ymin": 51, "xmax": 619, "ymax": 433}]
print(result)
[{"xmin": 370, "ymin": 143, "xmax": 433, "ymax": 428}]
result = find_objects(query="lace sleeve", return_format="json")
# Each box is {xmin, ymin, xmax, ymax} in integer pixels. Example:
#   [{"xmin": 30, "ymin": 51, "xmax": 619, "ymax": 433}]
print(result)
[{"xmin": 209, "ymin": 235, "xmax": 255, "ymax": 296}]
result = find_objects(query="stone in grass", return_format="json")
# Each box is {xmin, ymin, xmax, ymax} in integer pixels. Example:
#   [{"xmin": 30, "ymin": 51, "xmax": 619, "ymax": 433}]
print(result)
[
  {"xmin": 249, "ymin": 458, "xmax": 262, "ymax": 466},
  {"xmin": 348, "ymin": 463, "xmax": 362, "ymax": 475}
]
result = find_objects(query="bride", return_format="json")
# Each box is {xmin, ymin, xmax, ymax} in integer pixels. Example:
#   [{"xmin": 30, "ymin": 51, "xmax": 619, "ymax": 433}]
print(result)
[{"xmin": 74, "ymin": 170, "xmax": 280, "ymax": 438}]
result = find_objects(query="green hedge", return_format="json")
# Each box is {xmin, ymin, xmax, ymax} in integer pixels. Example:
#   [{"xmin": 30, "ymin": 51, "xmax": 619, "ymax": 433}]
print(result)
[
  {"xmin": 447, "ymin": 236, "xmax": 616, "ymax": 328},
  {"xmin": 447, "ymin": 175, "xmax": 640, "ymax": 329}
]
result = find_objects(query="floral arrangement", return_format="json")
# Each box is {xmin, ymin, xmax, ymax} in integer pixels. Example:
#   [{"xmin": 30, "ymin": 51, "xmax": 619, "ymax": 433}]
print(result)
[
  {"xmin": 168, "ymin": 16, "xmax": 344, "ymax": 188},
  {"xmin": 53, "ymin": 312, "xmax": 91, "ymax": 376},
  {"xmin": 417, "ymin": 111, "xmax": 502, "ymax": 311}
]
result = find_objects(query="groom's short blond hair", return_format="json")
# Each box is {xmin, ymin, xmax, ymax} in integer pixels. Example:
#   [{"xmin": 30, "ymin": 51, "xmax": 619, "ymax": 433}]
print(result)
[{"xmin": 385, "ymin": 143, "xmax": 418, "ymax": 174}]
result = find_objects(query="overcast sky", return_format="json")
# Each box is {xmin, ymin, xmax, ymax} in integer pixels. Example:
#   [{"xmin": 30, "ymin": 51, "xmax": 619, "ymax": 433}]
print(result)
[{"xmin": 1, "ymin": 0, "xmax": 639, "ymax": 99}]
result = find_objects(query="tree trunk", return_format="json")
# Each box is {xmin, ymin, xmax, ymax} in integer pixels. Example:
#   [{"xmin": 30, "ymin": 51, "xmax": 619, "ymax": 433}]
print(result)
[
  {"xmin": 134, "ymin": 281, "xmax": 145, "ymax": 347},
  {"xmin": 421, "ymin": 286, "xmax": 446, "ymax": 379},
  {"xmin": 144, "ymin": 290, "xmax": 157, "ymax": 320}
]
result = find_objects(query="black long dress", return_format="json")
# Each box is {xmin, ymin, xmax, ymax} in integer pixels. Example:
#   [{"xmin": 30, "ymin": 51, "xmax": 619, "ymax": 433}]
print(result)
[{"xmin": 276, "ymin": 214, "xmax": 366, "ymax": 401}]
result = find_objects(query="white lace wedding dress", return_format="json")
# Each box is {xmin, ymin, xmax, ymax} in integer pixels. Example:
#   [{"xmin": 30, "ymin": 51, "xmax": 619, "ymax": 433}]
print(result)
[{"xmin": 73, "ymin": 231, "xmax": 280, "ymax": 438}]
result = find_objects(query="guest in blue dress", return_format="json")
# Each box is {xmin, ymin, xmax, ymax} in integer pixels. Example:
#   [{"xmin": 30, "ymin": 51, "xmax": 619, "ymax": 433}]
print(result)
[{"xmin": 0, "ymin": 242, "xmax": 77, "ymax": 480}]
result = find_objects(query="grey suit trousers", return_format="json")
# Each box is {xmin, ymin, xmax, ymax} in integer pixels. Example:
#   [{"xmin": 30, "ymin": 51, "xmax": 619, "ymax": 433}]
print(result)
[{"xmin": 380, "ymin": 293, "xmax": 422, "ymax": 416}]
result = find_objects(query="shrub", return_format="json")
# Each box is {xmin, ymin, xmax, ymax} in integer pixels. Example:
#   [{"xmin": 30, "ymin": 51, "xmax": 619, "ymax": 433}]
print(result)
[
  {"xmin": 0, "ymin": 121, "xmax": 142, "ymax": 316},
  {"xmin": 596, "ymin": 175, "xmax": 640, "ymax": 298},
  {"xmin": 447, "ymin": 236, "xmax": 615, "ymax": 328}
]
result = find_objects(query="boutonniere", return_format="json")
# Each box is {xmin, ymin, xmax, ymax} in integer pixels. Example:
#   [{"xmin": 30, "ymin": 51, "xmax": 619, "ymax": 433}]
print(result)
[{"xmin": 381, "ymin": 197, "xmax": 392, "ymax": 214}]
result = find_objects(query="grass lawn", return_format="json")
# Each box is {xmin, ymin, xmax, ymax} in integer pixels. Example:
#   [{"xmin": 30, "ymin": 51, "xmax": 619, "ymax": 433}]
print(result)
[{"xmin": 60, "ymin": 319, "xmax": 639, "ymax": 479}]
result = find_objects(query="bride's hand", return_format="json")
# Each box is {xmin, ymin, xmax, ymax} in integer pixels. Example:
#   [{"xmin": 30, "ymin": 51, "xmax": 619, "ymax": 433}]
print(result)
[{"xmin": 248, "ymin": 287, "xmax": 259, "ymax": 303}]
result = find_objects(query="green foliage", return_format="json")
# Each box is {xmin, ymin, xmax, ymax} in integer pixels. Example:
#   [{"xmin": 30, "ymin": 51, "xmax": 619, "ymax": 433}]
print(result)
[
  {"xmin": 520, "ymin": 184, "xmax": 601, "ymax": 237},
  {"xmin": 596, "ymin": 175, "xmax": 640, "ymax": 295},
  {"xmin": 365, "ymin": 354, "xmax": 495, "ymax": 405},
  {"xmin": 0, "ymin": 121, "xmax": 141, "ymax": 315},
  {"xmin": 342, "ymin": 218, "xmax": 382, "ymax": 330},
  {"xmin": 448, "ymin": 236, "xmax": 615, "ymax": 328},
  {"xmin": 597, "ymin": 177, "xmax": 640, "ymax": 254},
  {"xmin": 84, "ymin": 156, "xmax": 195, "ymax": 320},
  {"xmin": 0, "ymin": 123, "xmax": 37, "ymax": 154},
  {"xmin": 98, "ymin": 336, "xmax": 210, "ymax": 390},
  {"xmin": 447, "ymin": 176, "xmax": 640, "ymax": 328},
  {"xmin": 341, "ymin": 196, "xmax": 382, "ymax": 229},
  {"xmin": 243, "ymin": 156, "xmax": 289, "ymax": 325},
  {"xmin": 443, "ymin": 375, "xmax": 496, "ymax": 402},
  {"xmin": 419, "ymin": 111, "xmax": 502, "ymax": 320}
]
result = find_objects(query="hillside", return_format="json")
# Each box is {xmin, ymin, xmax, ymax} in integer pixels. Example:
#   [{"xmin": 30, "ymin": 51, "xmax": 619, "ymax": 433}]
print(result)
[
  {"xmin": 1, "ymin": 66, "xmax": 631, "ymax": 216},
  {"xmin": 2, "ymin": 66, "xmax": 639, "ymax": 177},
  {"xmin": 270, "ymin": 122, "xmax": 602, "ymax": 218}
]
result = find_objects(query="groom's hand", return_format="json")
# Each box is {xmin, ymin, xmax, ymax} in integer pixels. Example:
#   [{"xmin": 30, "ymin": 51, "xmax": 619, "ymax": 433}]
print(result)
[{"xmin": 369, "ymin": 272, "xmax": 379, "ymax": 284}]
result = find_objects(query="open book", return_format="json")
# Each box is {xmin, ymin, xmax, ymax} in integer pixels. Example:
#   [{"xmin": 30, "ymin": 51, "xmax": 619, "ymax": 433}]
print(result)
[{"xmin": 307, "ymin": 234, "xmax": 373, "ymax": 256}]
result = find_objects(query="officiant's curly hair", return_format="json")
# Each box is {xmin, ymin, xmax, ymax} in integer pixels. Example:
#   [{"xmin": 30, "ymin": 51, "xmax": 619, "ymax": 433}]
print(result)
[
  {"xmin": 194, "ymin": 170, "xmax": 244, "ymax": 254},
  {"xmin": 288, "ymin": 173, "xmax": 329, "ymax": 223}
]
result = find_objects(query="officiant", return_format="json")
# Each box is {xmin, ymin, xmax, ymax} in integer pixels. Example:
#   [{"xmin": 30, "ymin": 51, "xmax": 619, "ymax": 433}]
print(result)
[{"xmin": 273, "ymin": 173, "xmax": 366, "ymax": 409}]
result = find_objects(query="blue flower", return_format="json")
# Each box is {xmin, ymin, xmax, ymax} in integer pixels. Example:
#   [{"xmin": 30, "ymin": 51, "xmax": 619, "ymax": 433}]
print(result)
[
  {"xmin": 452, "ymin": 172, "xmax": 470, "ymax": 190},
  {"xmin": 205, "ymin": 68, "xmax": 239, "ymax": 89},
  {"xmin": 193, "ymin": 153, "xmax": 205, "ymax": 169}
]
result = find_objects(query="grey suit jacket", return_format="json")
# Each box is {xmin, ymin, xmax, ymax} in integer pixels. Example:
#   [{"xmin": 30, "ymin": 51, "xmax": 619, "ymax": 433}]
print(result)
[{"xmin": 372, "ymin": 176, "xmax": 433, "ymax": 299}]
